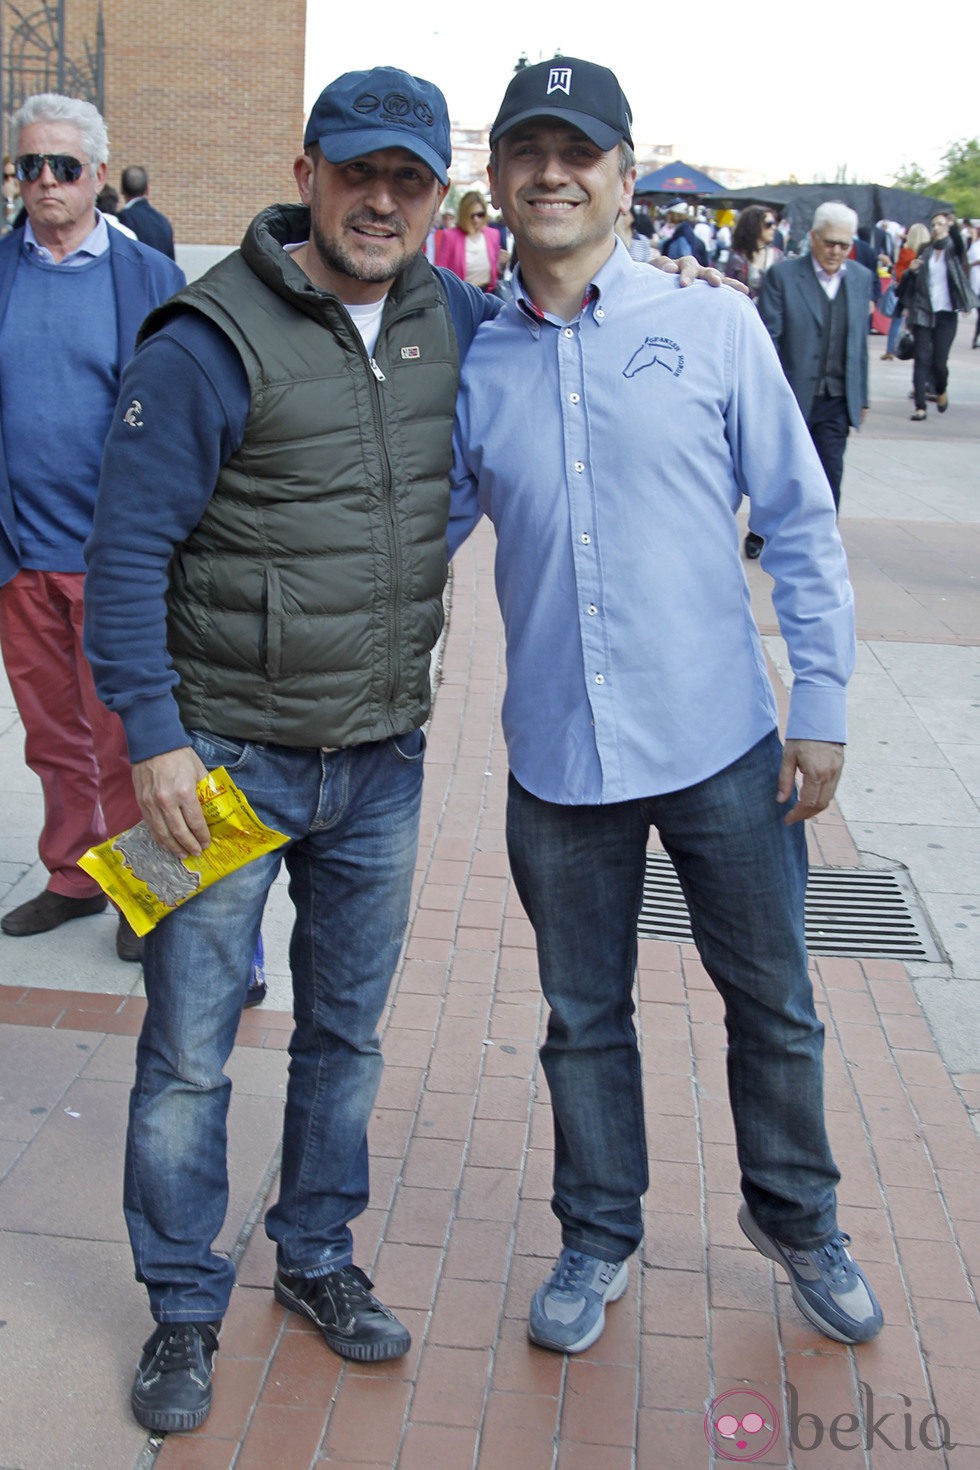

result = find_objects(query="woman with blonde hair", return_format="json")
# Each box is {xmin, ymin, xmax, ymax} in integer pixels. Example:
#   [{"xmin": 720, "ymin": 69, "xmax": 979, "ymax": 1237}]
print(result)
[
  {"xmin": 881, "ymin": 222, "xmax": 928, "ymax": 360},
  {"xmin": 435, "ymin": 190, "xmax": 506, "ymax": 291}
]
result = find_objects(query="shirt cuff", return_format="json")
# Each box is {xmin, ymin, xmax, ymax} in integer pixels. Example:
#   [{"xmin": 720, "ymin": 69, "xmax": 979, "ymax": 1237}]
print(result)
[{"xmin": 785, "ymin": 683, "xmax": 848, "ymax": 745}]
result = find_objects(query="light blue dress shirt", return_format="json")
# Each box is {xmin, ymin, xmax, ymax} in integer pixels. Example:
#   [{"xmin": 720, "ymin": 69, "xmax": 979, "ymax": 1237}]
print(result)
[
  {"xmin": 449, "ymin": 240, "xmax": 855, "ymax": 806},
  {"xmin": 23, "ymin": 212, "xmax": 109, "ymax": 265}
]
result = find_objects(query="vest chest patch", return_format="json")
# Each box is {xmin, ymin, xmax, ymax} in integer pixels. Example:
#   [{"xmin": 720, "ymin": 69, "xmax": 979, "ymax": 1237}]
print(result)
[{"xmin": 401, "ymin": 345, "xmax": 421, "ymax": 359}]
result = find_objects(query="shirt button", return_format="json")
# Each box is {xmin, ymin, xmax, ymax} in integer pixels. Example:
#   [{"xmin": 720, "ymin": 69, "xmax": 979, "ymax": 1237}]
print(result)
[
  {"xmin": 569, "ymin": 393, "xmax": 580, "ymax": 404},
  {"xmin": 595, "ymin": 307, "xmax": 605, "ymax": 320},
  {"xmin": 574, "ymin": 461, "xmax": 585, "ymax": 473},
  {"xmin": 595, "ymin": 673, "xmax": 605, "ymax": 684},
  {"xmin": 563, "ymin": 328, "xmax": 574, "ymax": 338},
  {"xmin": 587, "ymin": 604, "xmax": 598, "ymax": 615},
  {"xmin": 580, "ymin": 533, "xmax": 591, "ymax": 544}
]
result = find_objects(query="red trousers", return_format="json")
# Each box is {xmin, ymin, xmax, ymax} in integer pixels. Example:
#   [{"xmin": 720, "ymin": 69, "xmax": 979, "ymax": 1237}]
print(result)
[{"xmin": 0, "ymin": 569, "xmax": 140, "ymax": 898}]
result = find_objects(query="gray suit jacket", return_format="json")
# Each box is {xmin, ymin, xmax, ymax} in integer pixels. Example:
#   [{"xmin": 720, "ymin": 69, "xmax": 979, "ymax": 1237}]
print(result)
[{"xmin": 758, "ymin": 253, "xmax": 871, "ymax": 428}]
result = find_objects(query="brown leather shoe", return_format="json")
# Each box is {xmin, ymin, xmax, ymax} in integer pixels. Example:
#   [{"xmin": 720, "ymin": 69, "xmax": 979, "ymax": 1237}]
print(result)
[
  {"xmin": 116, "ymin": 915, "xmax": 145, "ymax": 963},
  {"xmin": 1, "ymin": 890, "xmax": 107, "ymax": 936}
]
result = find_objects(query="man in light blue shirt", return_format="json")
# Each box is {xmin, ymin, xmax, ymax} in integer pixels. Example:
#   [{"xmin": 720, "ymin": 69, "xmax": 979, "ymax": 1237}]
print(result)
[{"xmin": 450, "ymin": 57, "xmax": 883, "ymax": 1356}]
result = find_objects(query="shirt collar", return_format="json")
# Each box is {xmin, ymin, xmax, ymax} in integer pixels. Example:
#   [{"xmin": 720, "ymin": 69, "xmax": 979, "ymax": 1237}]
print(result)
[
  {"xmin": 811, "ymin": 255, "xmax": 847, "ymax": 289},
  {"xmin": 23, "ymin": 211, "xmax": 110, "ymax": 265},
  {"xmin": 513, "ymin": 237, "xmax": 632, "ymax": 331}
]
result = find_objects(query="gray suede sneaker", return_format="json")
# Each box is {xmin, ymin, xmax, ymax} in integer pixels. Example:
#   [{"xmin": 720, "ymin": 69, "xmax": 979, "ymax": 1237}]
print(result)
[
  {"xmin": 528, "ymin": 1248, "xmax": 628, "ymax": 1353},
  {"xmin": 739, "ymin": 1203, "xmax": 883, "ymax": 1344}
]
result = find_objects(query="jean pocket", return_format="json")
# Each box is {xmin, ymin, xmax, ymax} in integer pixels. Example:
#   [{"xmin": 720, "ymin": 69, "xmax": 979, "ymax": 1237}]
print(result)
[
  {"xmin": 390, "ymin": 727, "xmax": 427, "ymax": 764},
  {"xmin": 187, "ymin": 728, "xmax": 253, "ymax": 774}
]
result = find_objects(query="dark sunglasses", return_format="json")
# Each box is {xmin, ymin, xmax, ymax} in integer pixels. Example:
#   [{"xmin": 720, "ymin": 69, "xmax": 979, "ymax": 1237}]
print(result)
[
  {"xmin": 470, "ymin": 209, "xmax": 487, "ymax": 219},
  {"xmin": 763, "ymin": 218, "xmax": 776, "ymax": 227},
  {"xmin": 15, "ymin": 153, "xmax": 85, "ymax": 184}
]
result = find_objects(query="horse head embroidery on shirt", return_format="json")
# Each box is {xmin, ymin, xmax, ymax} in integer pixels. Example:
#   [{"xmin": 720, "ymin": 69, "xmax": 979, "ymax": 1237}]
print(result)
[{"xmin": 622, "ymin": 337, "xmax": 685, "ymax": 380}]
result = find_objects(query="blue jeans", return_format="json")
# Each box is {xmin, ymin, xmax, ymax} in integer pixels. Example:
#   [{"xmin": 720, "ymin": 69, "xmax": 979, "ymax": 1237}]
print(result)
[
  {"xmin": 885, "ymin": 310, "xmax": 906, "ymax": 355},
  {"xmin": 125, "ymin": 728, "xmax": 425, "ymax": 1322},
  {"xmin": 506, "ymin": 730, "xmax": 840, "ymax": 1264}
]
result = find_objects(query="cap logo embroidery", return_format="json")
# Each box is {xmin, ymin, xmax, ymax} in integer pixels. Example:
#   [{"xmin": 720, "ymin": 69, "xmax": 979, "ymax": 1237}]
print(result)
[
  {"xmin": 547, "ymin": 67, "xmax": 572, "ymax": 96},
  {"xmin": 382, "ymin": 91, "xmax": 411, "ymax": 118},
  {"xmin": 352, "ymin": 90, "xmax": 433, "ymax": 131}
]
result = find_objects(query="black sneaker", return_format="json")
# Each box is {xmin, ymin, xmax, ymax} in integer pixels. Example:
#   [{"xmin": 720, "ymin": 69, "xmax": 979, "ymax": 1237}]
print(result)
[
  {"xmin": 130, "ymin": 1320, "xmax": 220, "ymax": 1432},
  {"xmin": 274, "ymin": 1265, "xmax": 410, "ymax": 1362}
]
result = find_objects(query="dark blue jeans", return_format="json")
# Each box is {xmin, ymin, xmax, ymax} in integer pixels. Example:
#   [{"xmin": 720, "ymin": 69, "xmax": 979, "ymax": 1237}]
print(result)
[
  {"xmin": 125, "ymin": 728, "xmax": 425, "ymax": 1323},
  {"xmin": 506, "ymin": 730, "xmax": 840, "ymax": 1264}
]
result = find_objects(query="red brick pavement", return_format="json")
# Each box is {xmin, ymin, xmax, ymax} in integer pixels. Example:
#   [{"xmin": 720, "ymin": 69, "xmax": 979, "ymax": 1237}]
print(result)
[{"xmin": 1, "ymin": 522, "xmax": 978, "ymax": 1468}]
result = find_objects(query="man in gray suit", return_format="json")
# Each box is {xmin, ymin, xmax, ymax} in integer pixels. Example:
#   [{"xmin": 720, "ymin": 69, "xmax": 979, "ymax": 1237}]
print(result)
[{"xmin": 759, "ymin": 201, "xmax": 871, "ymax": 517}]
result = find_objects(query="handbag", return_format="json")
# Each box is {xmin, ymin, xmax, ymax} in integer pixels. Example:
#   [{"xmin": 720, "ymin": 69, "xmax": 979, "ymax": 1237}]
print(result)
[
  {"xmin": 896, "ymin": 325, "xmax": 915, "ymax": 360},
  {"xmin": 880, "ymin": 280, "xmax": 898, "ymax": 316}
]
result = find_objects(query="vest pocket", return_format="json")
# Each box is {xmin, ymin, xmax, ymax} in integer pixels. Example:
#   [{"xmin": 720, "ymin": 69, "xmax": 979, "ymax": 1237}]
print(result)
[{"xmin": 264, "ymin": 566, "xmax": 283, "ymax": 679}]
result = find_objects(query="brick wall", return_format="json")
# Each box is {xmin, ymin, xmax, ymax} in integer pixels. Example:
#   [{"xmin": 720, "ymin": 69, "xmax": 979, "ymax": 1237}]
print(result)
[{"xmin": 59, "ymin": 0, "xmax": 306, "ymax": 245}]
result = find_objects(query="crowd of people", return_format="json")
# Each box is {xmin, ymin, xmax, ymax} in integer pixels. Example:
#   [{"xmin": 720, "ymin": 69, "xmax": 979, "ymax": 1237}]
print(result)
[
  {"xmin": 0, "ymin": 60, "xmax": 976, "ymax": 1445},
  {"xmin": 429, "ymin": 185, "xmax": 978, "ymax": 417}
]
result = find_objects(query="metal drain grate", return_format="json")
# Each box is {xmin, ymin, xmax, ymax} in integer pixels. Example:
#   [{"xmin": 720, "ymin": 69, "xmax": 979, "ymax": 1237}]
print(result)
[{"xmin": 639, "ymin": 854, "xmax": 940, "ymax": 960}]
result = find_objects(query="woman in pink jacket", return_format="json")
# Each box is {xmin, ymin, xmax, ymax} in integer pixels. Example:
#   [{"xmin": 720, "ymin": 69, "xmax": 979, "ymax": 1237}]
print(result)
[{"xmin": 435, "ymin": 190, "xmax": 505, "ymax": 291}]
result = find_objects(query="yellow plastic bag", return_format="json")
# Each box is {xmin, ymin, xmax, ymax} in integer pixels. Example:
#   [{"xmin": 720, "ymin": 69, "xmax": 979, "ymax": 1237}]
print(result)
[{"xmin": 78, "ymin": 767, "xmax": 288, "ymax": 936}]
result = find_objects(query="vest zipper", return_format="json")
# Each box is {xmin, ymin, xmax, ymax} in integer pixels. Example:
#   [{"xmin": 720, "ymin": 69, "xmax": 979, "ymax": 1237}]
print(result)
[{"xmin": 360, "ymin": 334, "xmax": 401, "ymax": 715}]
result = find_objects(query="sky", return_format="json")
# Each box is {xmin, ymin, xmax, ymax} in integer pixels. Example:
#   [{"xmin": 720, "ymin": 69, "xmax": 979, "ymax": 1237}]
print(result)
[{"xmin": 304, "ymin": 4, "xmax": 974, "ymax": 189}]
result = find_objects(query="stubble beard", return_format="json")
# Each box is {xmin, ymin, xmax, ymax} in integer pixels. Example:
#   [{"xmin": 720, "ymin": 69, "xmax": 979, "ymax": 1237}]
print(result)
[{"xmin": 311, "ymin": 215, "xmax": 416, "ymax": 286}]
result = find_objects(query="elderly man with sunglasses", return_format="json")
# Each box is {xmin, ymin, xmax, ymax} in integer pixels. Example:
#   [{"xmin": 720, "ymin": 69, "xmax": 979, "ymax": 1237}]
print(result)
[{"xmin": 0, "ymin": 93, "xmax": 183, "ymax": 959}]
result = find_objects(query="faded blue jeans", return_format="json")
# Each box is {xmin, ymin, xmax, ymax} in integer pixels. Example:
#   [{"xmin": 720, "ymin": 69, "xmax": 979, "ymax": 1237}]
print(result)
[
  {"xmin": 125, "ymin": 727, "xmax": 425, "ymax": 1323},
  {"xmin": 506, "ymin": 730, "xmax": 840, "ymax": 1264}
]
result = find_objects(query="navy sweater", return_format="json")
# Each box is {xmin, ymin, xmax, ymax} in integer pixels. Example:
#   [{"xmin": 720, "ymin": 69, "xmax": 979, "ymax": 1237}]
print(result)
[{"xmin": 0, "ymin": 250, "xmax": 118, "ymax": 570}]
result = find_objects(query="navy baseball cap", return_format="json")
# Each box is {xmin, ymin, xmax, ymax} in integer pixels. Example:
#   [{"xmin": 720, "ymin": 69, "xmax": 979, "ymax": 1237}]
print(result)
[
  {"xmin": 304, "ymin": 66, "xmax": 451, "ymax": 185},
  {"xmin": 490, "ymin": 57, "xmax": 633, "ymax": 152}
]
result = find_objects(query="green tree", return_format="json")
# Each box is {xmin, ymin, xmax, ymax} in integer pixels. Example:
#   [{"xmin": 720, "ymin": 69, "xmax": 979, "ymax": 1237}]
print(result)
[
  {"xmin": 891, "ymin": 161, "xmax": 929, "ymax": 191},
  {"xmin": 933, "ymin": 137, "xmax": 980, "ymax": 217}
]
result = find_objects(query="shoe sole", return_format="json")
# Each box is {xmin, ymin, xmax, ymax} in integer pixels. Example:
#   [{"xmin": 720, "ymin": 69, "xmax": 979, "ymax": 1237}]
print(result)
[
  {"xmin": 738, "ymin": 1205, "xmax": 874, "ymax": 1345},
  {"xmin": 528, "ymin": 1260, "xmax": 629, "ymax": 1354},
  {"xmin": 274, "ymin": 1276, "xmax": 411, "ymax": 1361},
  {"xmin": 131, "ymin": 1386, "xmax": 212, "ymax": 1433}
]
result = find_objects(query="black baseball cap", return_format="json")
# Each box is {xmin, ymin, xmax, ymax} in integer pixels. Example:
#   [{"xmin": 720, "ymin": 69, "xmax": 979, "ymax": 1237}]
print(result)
[
  {"xmin": 304, "ymin": 66, "xmax": 451, "ymax": 185},
  {"xmin": 489, "ymin": 57, "xmax": 633, "ymax": 152}
]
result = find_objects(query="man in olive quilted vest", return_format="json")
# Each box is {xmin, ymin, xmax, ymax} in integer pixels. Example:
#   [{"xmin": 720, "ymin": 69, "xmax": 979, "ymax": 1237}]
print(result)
[{"xmin": 85, "ymin": 67, "xmax": 479, "ymax": 1435}]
